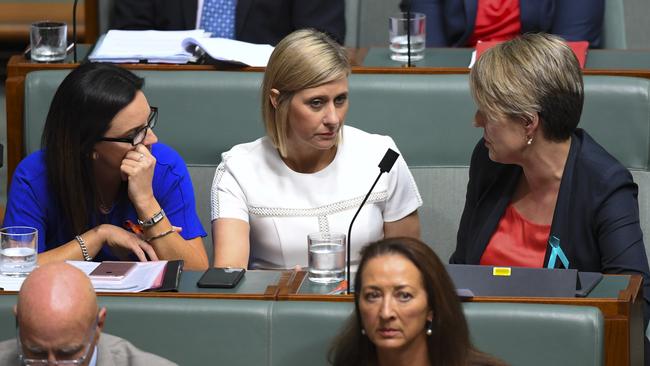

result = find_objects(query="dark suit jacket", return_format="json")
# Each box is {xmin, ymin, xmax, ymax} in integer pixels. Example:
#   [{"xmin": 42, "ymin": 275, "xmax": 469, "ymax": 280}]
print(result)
[
  {"xmin": 111, "ymin": 0, "xmax": 345, "ymax": 45},
  {"xmin": 453, "ymin": 129, "xmax": 650, "ymax": 325},
  {"xmin": 410, "ymin": 0, "xmax": 604, "ymax": 48}
]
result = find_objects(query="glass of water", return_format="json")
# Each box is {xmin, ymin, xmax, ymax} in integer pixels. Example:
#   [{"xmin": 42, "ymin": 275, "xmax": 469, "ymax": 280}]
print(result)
[
  {"xmin": 0, "ymin": 227, "xmax": 38, "ymax": 277},
  {"xmin": 30, "ymin": 21, "xmax": 67, "ymax": 62},
  {"xmin": 308, "ymin": 232, "xmax": 346, "ymax": 284},
  {"xmin": 389, "ymin": 12, "xmax": 426, "ymax": 63}
]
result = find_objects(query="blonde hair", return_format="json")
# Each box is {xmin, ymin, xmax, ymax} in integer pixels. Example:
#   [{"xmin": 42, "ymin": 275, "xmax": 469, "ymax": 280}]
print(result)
[
  {"xmin": 261, "ymin": 29, "xmax": 351, "ymax": 157},
  {"xmin": 470, "ymin": 33, "xmax": 584, "ymax": 141}
]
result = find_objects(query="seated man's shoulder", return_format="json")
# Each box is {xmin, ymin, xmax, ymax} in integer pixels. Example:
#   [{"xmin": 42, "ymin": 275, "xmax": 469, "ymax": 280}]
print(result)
[
  {"xmin": 99, "ymin": 333, "xmax": 178, "ymax": 366},
  {"xmin": 0, "ymin": 338, "xmax": 19, "ymax": 365}
]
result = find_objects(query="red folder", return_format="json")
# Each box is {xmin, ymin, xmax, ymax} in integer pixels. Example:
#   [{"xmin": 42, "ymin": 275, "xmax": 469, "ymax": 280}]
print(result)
[{"xmin": 475, "ymin": 40, "xmax": 589, "ymax": 68}]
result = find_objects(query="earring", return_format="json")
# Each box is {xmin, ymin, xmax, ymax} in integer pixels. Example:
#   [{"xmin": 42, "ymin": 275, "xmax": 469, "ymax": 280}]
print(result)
[
  {"xmin": 361, "ymin": 329, "xmax": 366, "ymax": 335},
  {"xmin": 92, "ymin": 152, "xmax": 99, "ymax": 160},
  {"xmin": 526, "ymin": 136, "xmax": 533, "ymax": 145},
  {"xmin": 425, "ymin": 321, "xmax": 432, "ymax": 336}
]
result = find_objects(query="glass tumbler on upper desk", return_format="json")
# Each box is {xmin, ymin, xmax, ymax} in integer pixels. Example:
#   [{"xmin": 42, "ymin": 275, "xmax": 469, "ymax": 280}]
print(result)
[
  {"xmin": 30, "ymin": 21, "xmax": 67, "ymax": 62},
  {"xmin": 389, "ymin": 12, "xmax": 426, "ymax": 62},
  {"xmin": 0, "ymin": 226, "xmax": 38, "ymax": 277},
  {"xmin": 307, "ymin": 232, "xmax": 346, "ymax": 284}
]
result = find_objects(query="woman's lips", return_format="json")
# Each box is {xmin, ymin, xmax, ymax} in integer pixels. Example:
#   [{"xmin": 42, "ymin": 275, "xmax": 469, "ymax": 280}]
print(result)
[{"xmin": 378, "ymin": 328, "xmax": 400, "ymax": 337}]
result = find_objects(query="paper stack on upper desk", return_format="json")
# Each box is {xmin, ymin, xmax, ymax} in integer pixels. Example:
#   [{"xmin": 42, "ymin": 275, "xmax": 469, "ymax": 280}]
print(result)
[
  {"xmin": 89, "ymin": 30, "xmax": 274, "ymax": 66},
  {"xmin": 89, "ymin": 30, "xmax": 208, "ymax": 63}
]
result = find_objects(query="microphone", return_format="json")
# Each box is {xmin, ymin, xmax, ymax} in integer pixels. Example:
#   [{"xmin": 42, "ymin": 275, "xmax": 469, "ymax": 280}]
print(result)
[
  {"xmin": 399, "ymin": 0, "xmax": 413, "ymax": 67},
  {"xmin": 73, "ymin": 0, "xmax": 79, "ymax": 63},
  {"xmin": 346, "ymin": 148, "xmax": 400, "ymax": 294}
]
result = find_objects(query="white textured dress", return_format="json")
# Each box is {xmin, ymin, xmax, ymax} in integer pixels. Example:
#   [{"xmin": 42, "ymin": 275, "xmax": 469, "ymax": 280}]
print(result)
[{"xmin": 211, "ymin": 126, "xmax": 422, "ymax": 269}]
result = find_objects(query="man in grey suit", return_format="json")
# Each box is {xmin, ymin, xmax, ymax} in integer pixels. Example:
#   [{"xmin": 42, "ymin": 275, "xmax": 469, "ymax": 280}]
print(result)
[{"xmin": 0, "ymin": 262, "xmax": 177, "ymax": 366}]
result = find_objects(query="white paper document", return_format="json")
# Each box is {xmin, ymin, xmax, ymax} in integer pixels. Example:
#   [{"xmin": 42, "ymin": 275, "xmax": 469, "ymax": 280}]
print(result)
[
  {"xmin": 181, "ymin": 37, "xmax": 274, "ymax": 67},
  {"xmin": 89, "ymin": 30, "xmax": 209, "ymax": 64},
  {"xmin": 68, "ymin": 261, "xmax": 167, "ymax": 292}
]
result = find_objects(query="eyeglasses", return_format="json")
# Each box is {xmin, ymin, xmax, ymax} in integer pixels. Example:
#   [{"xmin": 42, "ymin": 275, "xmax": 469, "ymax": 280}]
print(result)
[
  {"xmin": 17, "ymin": 316, "xmax": 98, "ymax": 365},
  {"xmin": 100, "ymin": 106, "xmax": 158, "ymax": 146}
]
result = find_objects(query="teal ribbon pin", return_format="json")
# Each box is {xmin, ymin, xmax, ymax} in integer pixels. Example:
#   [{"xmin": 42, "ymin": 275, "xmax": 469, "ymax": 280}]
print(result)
[{"xmin": 547, "ymin": 236, "xmax": 569, "ymax": 269}]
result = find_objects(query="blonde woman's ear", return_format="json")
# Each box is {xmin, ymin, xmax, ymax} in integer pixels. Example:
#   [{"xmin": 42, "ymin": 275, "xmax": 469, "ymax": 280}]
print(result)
[{"xmin": 270, "ymin": 88, "xmax": 280, "ymax": 109}]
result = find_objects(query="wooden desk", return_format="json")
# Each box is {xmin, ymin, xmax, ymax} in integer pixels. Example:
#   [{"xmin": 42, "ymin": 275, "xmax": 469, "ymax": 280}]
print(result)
[
  {"xmin": 279, "ymin": 272, "xmax": 644, "ymax": 366},
  {"xmin": 7, "ymin": 47, "xmax": 650, "ymax": 185}
]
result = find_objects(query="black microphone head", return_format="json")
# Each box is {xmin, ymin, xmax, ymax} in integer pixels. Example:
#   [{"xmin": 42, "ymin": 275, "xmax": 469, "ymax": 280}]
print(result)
[
  {"xmin": 399, "ymin": 0, "xmax": 412, "ymax": 12},
  {"xmin": 378, "ymin": 148, "xmax": 400, "ymax": 173}
]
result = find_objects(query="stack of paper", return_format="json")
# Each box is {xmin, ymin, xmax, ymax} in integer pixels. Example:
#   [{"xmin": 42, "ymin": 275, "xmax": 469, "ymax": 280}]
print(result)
[
  {"xmin": 89, "ymin": 30, "xmax": 210, "ymax": 64},
  {"xmin": 181, "ymin": 37, "xmax": 274, "ymax": 67},
  {"xmin": 69, "ymin": 261, "xmax": 167, "ymax": 292}
]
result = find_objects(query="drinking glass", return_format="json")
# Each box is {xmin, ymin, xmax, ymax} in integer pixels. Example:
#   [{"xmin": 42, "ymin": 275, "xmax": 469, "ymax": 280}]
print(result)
[
  {"xmin": 30, "ymin": 21, "xmax": 67, "ymax": 62},
  {"xmin": 389, "ymin": 12, "xmax": 426, "ymax": 62},
  {"xmin": 0, "ymin": 226, "xmax": 38, "ymax": 277},
  {"xmin": 307, "ymin": 232, "xmax": 346, "ymax": 284}
]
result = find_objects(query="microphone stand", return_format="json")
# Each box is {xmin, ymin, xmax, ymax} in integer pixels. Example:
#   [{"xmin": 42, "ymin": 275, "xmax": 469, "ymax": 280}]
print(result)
[
  {"xmin": 406, "ymin": 9, "xmax": 412, "ymax": 67},
  {"xmin": 73, "ymin": 0, "xmax": 79, "ymax": 63},
  {"xmin": 346, "ymin": 149, "xmax": 400, "ymax": 294}
]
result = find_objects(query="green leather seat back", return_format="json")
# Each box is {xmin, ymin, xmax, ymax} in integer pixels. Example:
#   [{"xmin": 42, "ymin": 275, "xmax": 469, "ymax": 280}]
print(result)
[
  {"xmin": 99, "ymin": 297, "xmax": 271, "ymax": 366},
  {"xmin": 464, "ymin": 302, "xmax": 604, "ymax": 366},
  {"xmin": 270, "ymin": 301, "xmax": 353, "ymax": 366}
]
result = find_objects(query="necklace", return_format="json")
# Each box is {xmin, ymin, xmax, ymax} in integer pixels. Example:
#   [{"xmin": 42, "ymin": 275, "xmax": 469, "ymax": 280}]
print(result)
[{"xmin": 97, "ymin": 190, "xmax": 115, "ymax": 215}]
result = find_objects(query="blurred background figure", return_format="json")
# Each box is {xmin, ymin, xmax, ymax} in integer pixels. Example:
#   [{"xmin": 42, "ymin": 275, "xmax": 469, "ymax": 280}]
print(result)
[
  {"xmin": 408, "ymin": 0, "xmax": 604, "ymax": 47},
  {"xmin": 329, "ymin": 237, "xmax": 506, "ymax": 366},
  {"xmin": 0, "ymin": 262, "xmax": 177, "ymax": 366},
  {"xmin": 211, "ymin": 29, "xmax": 421, "ymax": 270},
  {"xmin": 2, "ymin": 63, "xmax": 208, "ymax": 269},
  {"xmin": 111, "ymin": 0, "xmax": 346, "ymax": 45}
]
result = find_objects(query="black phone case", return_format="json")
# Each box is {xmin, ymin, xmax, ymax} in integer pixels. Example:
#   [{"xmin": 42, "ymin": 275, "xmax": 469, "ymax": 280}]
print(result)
[{"xmin": 196, "ymin": 268, "xmax": 245, "ymax": 288}]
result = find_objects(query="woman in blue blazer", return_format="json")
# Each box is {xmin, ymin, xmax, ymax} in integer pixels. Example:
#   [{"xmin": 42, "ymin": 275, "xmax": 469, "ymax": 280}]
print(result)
[{"xmin": 453, "ymin": 34, "xmax": 650, "ymax": 340}]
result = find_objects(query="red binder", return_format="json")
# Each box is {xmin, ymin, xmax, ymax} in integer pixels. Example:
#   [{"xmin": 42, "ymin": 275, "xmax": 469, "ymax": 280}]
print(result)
[{"xmin": 475, "ymin": 40, "xmax": 589, "ymax": 68}]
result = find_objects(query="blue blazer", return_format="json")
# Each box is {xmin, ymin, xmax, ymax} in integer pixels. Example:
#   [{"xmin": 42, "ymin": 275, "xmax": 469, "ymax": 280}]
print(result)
[
  {"xmin": 410, "ymin": 0, "xmax": 604, "ymax": 48},
  {"xmin": 453, "ymin": 130, "xmax": 650, "ymax": 325}
]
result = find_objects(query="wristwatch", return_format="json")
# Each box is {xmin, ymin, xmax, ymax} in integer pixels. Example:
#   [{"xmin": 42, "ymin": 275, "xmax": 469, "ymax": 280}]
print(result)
[{"xmin": 138, "ymin": 209, "xmax": 166, "ymax": 228}]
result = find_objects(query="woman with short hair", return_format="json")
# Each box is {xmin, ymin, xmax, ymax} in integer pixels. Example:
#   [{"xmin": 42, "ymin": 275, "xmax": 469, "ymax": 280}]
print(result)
[
  {"xmin": 211, "ymin": 29, "xmax": 422, "ymax": 269},
  {"xmin": 454, "ymin": 33, "xmax": 650, "ymax": 327}
]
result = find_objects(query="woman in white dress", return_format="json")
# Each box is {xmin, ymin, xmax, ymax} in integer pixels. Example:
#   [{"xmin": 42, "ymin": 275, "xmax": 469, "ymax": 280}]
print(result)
[{"xmin": 210, "ymin": 29, "xmax": 422, "ymax": 269}]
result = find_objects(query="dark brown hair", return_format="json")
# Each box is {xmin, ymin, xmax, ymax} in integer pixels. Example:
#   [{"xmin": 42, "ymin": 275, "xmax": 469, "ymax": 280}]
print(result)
[
  {"xmin": 41, "ymin": 62, "xmax": 144, "ymax": 235},
  {"xmin": 329, "ymin": 237, "xmax": 507, "ymax": 366}
]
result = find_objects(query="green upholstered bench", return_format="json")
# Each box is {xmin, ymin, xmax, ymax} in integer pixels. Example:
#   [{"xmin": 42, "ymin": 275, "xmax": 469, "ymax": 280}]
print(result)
[
  {"xmin": 22, "ymin": 70, "xmax": 650, "ymax": 267},
  {"xmin": 0, "ymin": 295, "xmax": 604, "ymax": 366}
]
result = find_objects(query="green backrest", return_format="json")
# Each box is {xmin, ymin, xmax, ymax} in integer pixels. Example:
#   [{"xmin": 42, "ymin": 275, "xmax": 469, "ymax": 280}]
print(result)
[
  {"xmin": 0, "ymin": 295, "xmax": 604, "ymax": 366},
  {"xmin": 603, "ymin": 0, "xmax": 627, "ymax": 49},
  {"xmin": 23, "ymin": 71, "xmax": 650, "ymax": 264}
]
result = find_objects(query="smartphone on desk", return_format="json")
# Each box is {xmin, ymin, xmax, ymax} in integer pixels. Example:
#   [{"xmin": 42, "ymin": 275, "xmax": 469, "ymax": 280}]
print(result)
[
  {"xmin": 89, "ymin": 261, "xmax": 137, "ymax": 281},
  {"xmin": 197, "ymin": 268, "xmax": 245, "ymax": 288}
]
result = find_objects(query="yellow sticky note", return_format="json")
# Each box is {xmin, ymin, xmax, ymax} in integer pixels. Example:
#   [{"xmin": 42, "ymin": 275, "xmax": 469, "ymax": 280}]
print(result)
[{"xmin": 493, "ymin": 267, "xmax": 512, "ymax": 276}]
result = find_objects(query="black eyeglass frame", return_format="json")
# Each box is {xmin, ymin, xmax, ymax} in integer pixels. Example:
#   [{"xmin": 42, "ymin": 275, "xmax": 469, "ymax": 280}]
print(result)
[{"xmin": 99, "ymin": 106, "xmax": 158, "ymax": 146}]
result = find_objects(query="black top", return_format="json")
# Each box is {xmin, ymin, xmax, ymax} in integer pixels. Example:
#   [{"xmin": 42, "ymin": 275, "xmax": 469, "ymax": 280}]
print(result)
[{"xmin": 453, "ymin": 129, "xmax": 650, "ymax": 326}]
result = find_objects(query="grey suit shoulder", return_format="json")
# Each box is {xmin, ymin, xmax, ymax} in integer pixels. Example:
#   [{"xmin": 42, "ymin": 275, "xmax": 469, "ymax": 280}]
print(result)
[{"xmin": 0, "ymin": 333, "xmax": 177, "ymax": 366}]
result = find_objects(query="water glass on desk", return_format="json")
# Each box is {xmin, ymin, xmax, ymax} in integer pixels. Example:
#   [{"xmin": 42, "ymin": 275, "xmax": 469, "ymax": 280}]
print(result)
[
  {"xmin": 0, "ymin": 226, "xmax": 37, "ymax": 277},
  {"xmin": 30, "ymin": 21, "xmax": 67, "ymax": 62},
  {"xmin": 308, "ymin": 232, "xmax": 346, "ymax": 284},
  {"xmin": 389, "ymin": 12, "xmax": 426, "ymax": 62}
]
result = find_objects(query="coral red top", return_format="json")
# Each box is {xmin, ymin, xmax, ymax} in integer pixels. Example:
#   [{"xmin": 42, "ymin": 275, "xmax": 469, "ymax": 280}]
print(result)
[
  {"xmin": 467, "ymin": 0, "xmax": 522, "ymax": 46},
  {"xmin": 480, "ymin": 203, "xmax": 550, "ymax": 267}
]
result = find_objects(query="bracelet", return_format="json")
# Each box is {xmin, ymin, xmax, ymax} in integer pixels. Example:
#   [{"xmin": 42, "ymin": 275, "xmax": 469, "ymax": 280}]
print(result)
[
  {"xmin": 75, "ymin": 235, "xmax": 93, "ymax": 261},
  {"xmin": 146, "ymin": 227, "xmax": 175, "ymax": 242}
]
